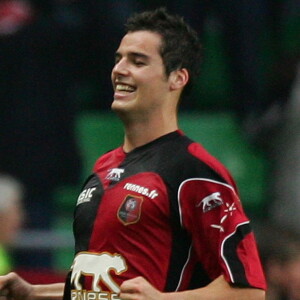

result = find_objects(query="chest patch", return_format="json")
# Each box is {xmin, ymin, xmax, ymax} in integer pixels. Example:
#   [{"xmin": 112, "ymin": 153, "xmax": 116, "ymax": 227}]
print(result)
[{"xmin": 118, "ymin": 195, "xmax": 143, "ymax": 225}]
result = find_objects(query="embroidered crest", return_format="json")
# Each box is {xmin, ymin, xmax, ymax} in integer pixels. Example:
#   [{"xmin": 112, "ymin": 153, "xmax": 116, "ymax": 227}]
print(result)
[{"xmin": 118, "ymin": 195, "xmax": 143, "ymax": 225}]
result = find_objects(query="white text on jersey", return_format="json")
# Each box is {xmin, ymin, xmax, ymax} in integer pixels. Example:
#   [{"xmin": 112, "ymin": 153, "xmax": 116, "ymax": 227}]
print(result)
[
  {"xmin": 71, "ymin": 290, "xmax": 120, "ymax": 300},
  {"xmin": 77, "ymin": 187, "xmax": 96, "ymax": 205},
  {"xmin": 123, "ymin": 183, "xmax": 158, "ymax": 199}
]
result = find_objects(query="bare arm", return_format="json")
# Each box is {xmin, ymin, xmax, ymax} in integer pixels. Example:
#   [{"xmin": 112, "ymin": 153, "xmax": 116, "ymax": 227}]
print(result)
[
  {"xmin": 29, "ymin": 283, "xmax": 65, "ymax": 300},
  {"xmin": 119, "ymin": 275, "xmax": 265, "ymax": 300},
  {"xmin": 163, "ymin": 275, "xmax": 265, "ymax": 300},
  {"xmin": 0, "ymin": 272, "xmax": 64, "ymax": 300}
]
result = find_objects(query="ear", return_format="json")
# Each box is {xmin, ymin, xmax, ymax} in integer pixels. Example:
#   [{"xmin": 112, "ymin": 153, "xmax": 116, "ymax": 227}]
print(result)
[{"xmin": 169, "ymin": 68, "xmax": 189, "ymax": 91}]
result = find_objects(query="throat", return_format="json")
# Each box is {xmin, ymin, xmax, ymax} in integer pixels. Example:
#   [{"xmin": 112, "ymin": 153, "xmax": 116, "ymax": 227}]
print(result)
[{"xmin": 123, "ymin": 119, "xmax": 178, "ymax": 152}]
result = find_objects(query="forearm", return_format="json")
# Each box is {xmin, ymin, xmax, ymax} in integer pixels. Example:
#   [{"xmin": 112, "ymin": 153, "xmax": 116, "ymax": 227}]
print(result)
[
  {"xmin": 119, "ymin": 275, "xmax": 265, "ymax": 300},
  {"xmin": 163, "ymin": 276, "xmax": 265, "ymax": 300},
  {"xmin": 31, "ymin": 283, "xmax": 65, "ymax": 300}
]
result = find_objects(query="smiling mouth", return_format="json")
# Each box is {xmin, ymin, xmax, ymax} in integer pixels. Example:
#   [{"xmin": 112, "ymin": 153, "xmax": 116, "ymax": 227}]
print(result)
[{"xmin": 115, "ymin": 84, "xmax": 136, "ymax": 93}]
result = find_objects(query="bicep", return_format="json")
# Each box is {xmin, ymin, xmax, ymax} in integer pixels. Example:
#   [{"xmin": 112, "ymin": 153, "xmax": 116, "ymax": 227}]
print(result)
[{"xmin": 178, "ymin": 179, "xmax": 266, "ymax": 290}]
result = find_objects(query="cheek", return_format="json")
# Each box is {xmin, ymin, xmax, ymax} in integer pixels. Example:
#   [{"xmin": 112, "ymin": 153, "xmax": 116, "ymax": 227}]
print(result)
[{"xmin": 138, "ymin": 75, "xmax": 169, "ymax": 95}]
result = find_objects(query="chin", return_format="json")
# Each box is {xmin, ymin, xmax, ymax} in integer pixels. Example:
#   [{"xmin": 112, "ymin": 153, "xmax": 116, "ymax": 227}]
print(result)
[
  {"xmin": 111, "ymin": 100, "xmax": 124, "ymax": 112},
  {"xmin": 111, "ymin": 101, "xmax": 130, "ymax": 119},
  {"xmin": 111, "ymin": 97, "xmax": 135, "ymax": 112},
  {"xmin": 111, "ymin": 101, "xmax": 143, "ymax": 124}
]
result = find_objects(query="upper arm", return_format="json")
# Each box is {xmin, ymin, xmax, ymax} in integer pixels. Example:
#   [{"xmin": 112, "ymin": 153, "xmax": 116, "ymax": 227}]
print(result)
[{"xmin": 178, "ymin": 178, "xmax": 266, "ymax": 290}]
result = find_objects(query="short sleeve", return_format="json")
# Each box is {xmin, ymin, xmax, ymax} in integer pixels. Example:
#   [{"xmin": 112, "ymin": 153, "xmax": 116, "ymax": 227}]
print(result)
[{"xmin": 178, "ymin": 178, "xmax": 266, "ymax": 290}]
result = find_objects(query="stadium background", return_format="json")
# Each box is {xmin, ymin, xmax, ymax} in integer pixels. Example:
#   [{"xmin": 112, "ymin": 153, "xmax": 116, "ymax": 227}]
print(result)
[{"xmin": 0, "ymin": 0, "xmax": 299, "ymax": 291}]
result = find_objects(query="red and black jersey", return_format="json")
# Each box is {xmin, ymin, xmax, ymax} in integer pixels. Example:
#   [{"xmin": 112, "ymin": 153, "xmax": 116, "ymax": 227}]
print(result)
[{"xmin": 63, "ymin": 130, "xmax": 266, "ymax": 299}]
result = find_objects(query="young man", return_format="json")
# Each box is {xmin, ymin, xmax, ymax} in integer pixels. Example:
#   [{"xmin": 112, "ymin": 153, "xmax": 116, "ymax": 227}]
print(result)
[{"xmin": 0, "ymin": 8, "xmax": 266, "ymax": 300}]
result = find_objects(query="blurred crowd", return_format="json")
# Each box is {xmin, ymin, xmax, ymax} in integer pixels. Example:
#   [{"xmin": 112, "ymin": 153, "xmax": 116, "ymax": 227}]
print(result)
[
  {"xmin": 0, "ymin": 0, "xmax": 299, "ymax": 299},
  {"xmin": 0, "ymin": 174, "xmax": 24, "ymax": 274}
]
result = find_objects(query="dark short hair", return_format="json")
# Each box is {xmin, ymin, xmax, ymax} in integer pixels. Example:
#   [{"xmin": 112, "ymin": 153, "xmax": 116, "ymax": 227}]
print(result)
[{"xmin": 125, "ymin": 7, "xmax": 202, "ymax": 97}]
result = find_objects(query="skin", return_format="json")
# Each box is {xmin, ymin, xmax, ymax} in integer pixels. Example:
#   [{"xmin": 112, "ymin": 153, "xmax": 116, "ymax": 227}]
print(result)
[
  {"xmin": 119, "ymin": 275, "xmax": 265, "ymax": 300},
  {"xmin": 0, "ymin": 272, "xmax": 64, "ymax": 300},
  {"xmin": 111, "ymin": 30, "xmax": 188, "ymax": 152},
  {"xmin": 286, "ymin": 256, "xmax": 300, "ymax": 299},
  {"xmin": 266, "ymin": 255, "xmax": 300, "ymax": 300},
  {"xmin": 0, "ymin": 200, "xmax": 24, "ymax": 245},
  {"xmin": 0, "ymin": 30, "xmax": 265, "ymax": 300}
]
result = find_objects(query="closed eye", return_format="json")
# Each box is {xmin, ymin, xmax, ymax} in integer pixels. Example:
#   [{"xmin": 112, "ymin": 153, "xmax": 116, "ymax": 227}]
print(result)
[
  {"xmin": 114, "ymin": 51, "xmax": 149, "ymax": 67},
  {"xmin": 130, "ymin": 52, "xmax": 149, "ymax": 66},
  {"xmin": 134, "ymin": 60, "xmax": 146, "ymax": 66}
]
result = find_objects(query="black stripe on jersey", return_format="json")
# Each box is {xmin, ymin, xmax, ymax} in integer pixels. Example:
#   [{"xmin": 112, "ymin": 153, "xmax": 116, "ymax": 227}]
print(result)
[
  {"xmin": 164, "ymin": 225, "xmax": 191, "ymax": 292},
  {"xmin": 188, "ymin": 262, "xmax": 211, "ymax": 289},
  {"xmin": 223, "ymin": 222, "xmax": 252, "ymax": 286},
  {"xmin": 73, "ymin": 174, "xmax": 104, "ymax": 253},
  {"xmin": 62, "ymin": 272, "xmax": 72, "ymax": 300}
]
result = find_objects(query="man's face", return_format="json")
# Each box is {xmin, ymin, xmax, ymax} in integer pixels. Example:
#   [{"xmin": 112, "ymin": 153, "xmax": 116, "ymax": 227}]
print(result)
[{"xmin": 111, "ymin": 30, "xmax": 171, "ymax": 119}]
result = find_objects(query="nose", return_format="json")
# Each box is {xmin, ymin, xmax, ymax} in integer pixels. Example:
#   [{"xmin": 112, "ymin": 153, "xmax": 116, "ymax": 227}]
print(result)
[{"xmin": 112, "ymin": 57, "xmax": 129, "ymax": 77}]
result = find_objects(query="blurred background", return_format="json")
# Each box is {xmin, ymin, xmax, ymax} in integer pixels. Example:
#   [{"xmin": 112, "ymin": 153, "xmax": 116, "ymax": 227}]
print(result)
[{"xmin": 0, "ymin": 0, "xmax": 299, "ymax": 298}]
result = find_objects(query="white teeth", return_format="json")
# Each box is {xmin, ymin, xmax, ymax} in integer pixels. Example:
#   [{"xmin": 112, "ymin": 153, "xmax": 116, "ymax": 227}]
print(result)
[{"xmin": 116, "ymin": 84, "xmax": 135, "ymax": 92}]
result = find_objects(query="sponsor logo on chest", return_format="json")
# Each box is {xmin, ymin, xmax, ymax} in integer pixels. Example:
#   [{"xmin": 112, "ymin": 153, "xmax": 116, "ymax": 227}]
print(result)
[
  {"xmin": 123, "ymin": 182, "xmax": 159, "ymax": 199},
  {"xmin": 70, "ymin": 251, "xmax": 127, "ymax": 299}
]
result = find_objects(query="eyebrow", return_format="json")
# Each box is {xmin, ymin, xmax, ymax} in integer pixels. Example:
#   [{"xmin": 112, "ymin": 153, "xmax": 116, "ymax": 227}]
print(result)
[{"xmin": 115, "ymin": 51, "xmax": 150, "ymax": 61}]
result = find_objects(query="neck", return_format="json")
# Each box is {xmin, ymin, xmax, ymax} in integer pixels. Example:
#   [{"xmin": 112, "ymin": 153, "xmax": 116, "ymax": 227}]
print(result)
[{"xmin": 121, "ymin": 112, "xmax": 178, "ymax": 152}]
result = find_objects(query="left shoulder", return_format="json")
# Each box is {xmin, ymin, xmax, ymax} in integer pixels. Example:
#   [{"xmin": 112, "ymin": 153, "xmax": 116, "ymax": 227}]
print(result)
[{"xmin": 183, "ymin": 138, "xmax": 237, "ymax": 189}]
